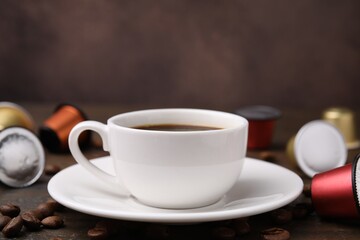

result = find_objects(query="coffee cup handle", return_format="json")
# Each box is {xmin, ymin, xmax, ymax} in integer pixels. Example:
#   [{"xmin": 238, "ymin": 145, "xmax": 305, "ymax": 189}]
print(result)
[{"xmin": 69, "ymin": 121, "xmax": 130, "ymax": 196}]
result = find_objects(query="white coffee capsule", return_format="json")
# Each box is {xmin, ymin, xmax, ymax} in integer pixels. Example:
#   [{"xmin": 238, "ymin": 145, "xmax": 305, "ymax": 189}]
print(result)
[
  {"xmin": 294, "ymin": 120, "xmax": 347, "ymax": 177},
  {"xmin": 0, "ymin": 127, "xmax": 45, "ymax": 187}
]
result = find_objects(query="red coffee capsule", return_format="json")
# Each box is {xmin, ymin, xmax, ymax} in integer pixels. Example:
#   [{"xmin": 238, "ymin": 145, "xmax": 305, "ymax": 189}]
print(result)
[
  {"xmin": 235, "ymin": 105, "xmax": 281, "ymax": 149},
  {"xmin": 39, "ymin": 104, "xmax": 90, "ymax": 152},
  {"xmin": 311, "ymin": 154, "xmax": 360, "ymax": 218}
]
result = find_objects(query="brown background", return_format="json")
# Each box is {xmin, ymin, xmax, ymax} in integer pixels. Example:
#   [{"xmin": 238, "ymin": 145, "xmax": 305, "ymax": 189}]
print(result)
[{"xmin": 0, "ymin": 0, "xmax": 359, "ymax": 110}]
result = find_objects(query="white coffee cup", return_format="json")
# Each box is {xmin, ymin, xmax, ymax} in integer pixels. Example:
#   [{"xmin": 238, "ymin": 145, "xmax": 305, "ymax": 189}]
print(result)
[{"xmin": 69, "ymin": 108, "xmax": 248, "ymax": 209}]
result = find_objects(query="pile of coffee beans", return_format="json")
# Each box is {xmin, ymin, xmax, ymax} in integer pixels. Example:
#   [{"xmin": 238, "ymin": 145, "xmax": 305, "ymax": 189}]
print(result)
[
  {"xmin": 1, "ymin": 198, "xmax": 312, "ymax": 239},
  {"xmin": 84, "ymin": 201, "xmax": 313, "ymax": 240},
  {"xmin": 0, "ymin": 199, "xmax": 64, "ymax": 238}
]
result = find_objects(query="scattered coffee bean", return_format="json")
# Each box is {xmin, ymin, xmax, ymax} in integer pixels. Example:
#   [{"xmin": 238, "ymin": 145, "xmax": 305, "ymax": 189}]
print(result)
[
  {"xmin": 260, "ymin": 227, "xmax": 290, "ymax": 240},
  {"xmin": 270, "ymin": 208, "xmax": 293, "ymax": 224},
  {"xmin": 27, "ymin": 209, "xmax": 45, "ymax": 220},
  {"xmin": 36, "ymin": 202, "xmax": 56, "ymax": 219},
  {"xmin": 0, "ymin": 199, "xmax": 65, "ymax": 238},
  {"xmin": 0, "ymin": 204, "xmax": 21, "ymax": 218},
  {"xmin": 21, "ymin": 211, "xmax": 42, "ymax": 231},
  {"xmin": 88, "ymin": 227, "xmax": 109, "ymax": 240},
  {"xmin": 46, "ymin": 198, "xmax": 63, "ymax": 212},
  {"xmin": 95, "ymin": 220, "xmax": 123, "ymax": 236},
  {"xmin": 45, "ymin": 164, "xmax": 61, "ymax": 175},
  {"xmin": 41, "ymin": 216, "xmax": 64, "ymax": 229},
  {"xmin": 0, "ymin": 215, "xmax": 11, "ymax": 231},
  {"xmin": 145, "ymin": 224, "xmax": 170, "ymax": 239},
  {"xmin": 51, "ymin": 238, "xmax": 64, "ymax": 240},
  {"xmin": 211, "ymin": 226, "xmax": 236, "ymax": 240},
  {"xmin": 2, "ymin": 216, "xmax": 23, "ymax": 238},
  {"xmin": 232, "ymin": 218, "xmax": 251, "ymax": 235},
  {"xmin": 259, "ymin": 151, "xmax": 277, "ymax": 162},
  {"xmin": 20, "ymin": 199, "xmax": 62, "ymax": 222}
]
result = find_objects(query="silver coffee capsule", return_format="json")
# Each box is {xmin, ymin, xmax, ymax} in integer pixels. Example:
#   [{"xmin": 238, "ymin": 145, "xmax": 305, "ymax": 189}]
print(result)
[{"xmin": 0, "ymin": 127, "xmax": 45, "ymax": 188}]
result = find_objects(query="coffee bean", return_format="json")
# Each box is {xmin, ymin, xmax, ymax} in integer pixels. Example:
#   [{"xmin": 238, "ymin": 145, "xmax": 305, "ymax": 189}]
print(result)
[
  {"xmin": 0, "ymin": 200, "xmax": 65, "ymax": 237},
  {"xmin": 0, "ymin": 215, "xmax": 11, "ymax": 231},
  {"xmin": 95, "ymin": 220, "xmax": 123, "ymax": 236},
  {"xmin": 232, "ymin": 218, "xmax": 251, "ymax": 235},
  {"xmin": 259, "ymin": 151, "xmax": 277, "ymax": 162},
  {"xmin": 37, "ymin": 202, "xmax": 56, "ymax": 219},
  {"xmin": 27, "ymin": 209, "xmax": 45, "ymax": 220},
  {"xmin": 88, "ymin": 227, "xmax": 109, "ymax": 240},
  {"xmin": 0, "ymin": 204, "xmax": 21, "ymax": 217},
  {"xmin": 45, "ymin": 164, "xmax": 61, "ymax": 175},
  {"xmin": 260, "ymin": 227, "xmax": 290, "ymax": 240},
  {"xmin": 51, "ymin": 238, "xmax": 64, "ymax": 240},
  {"xmin": 41, "ymin": 216, "xmax": 64, "ymax": 229},
  {"xmin": 211, "ymin": 226, "xmax": 236, "ymax": 240},
  {"xmin": 21, "ymin": 211, "xmax": 42, "ymax": 231},
  {"xmin": 145, "ymin": 224, "xmax": 170, "ymax": 239},
  {"xmin": 2, "ymin": 216, "xmax": 23, "ymax": 238},
  {"xmin": 270, "ymin": 208, "xmax": 293, "ymax": 224},
  {"xmin": 46, "ymin": 198, "xmax": 63, "ymax": 212}
]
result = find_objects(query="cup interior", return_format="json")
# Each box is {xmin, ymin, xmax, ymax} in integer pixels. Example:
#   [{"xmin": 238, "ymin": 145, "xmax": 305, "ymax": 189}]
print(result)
[{"xmin": 109, "ymin": 109, "xmax": 247, "ymax": 131}]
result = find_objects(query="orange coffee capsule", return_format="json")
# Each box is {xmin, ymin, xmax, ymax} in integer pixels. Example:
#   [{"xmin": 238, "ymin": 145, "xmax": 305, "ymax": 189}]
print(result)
[{"xmin": 39, "ymin": 104, "xmax": 90, "ymax": 152}]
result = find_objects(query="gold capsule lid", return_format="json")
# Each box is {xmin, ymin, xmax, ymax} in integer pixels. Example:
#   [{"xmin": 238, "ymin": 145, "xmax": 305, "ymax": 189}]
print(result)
[
  {"xmin": 322, "ymin": 107, "xmax": 360, "ymax": 149},
  {"xmin": 0, "ymin": 127, "xmax": 45, "ymax": 188},
  {"xmin": 0, "ymin": 102, "xmax": 35, "ymax": 131}
]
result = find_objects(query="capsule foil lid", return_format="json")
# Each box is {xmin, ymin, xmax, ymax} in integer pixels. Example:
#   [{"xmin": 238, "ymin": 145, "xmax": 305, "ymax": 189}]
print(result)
[
  {"xmin": 355, "ymin": 156, "xmax": 360, "ymax": 209},
  {"xmin": 0, "ymin": 127, "xmax": 45, "ymax": 188},
  {"xmin": 235, "ymin": 105, "xmax": 281, "ymax": 121},
  {"xmin": 294, "ymin": 120, "xmax": 347, "ymax": 177}
]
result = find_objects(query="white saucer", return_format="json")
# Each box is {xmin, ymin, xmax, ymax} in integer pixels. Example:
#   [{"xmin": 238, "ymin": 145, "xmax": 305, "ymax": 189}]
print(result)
[{"xmin": 48, "ymin": 156, "xmax": 303, "ymax": 223}]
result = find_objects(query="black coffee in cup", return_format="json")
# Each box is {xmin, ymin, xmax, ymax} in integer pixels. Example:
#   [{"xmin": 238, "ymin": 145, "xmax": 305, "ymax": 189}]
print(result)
[{"xmin": 133, "ymin": 124, "xmax": 222, "ymax": 132}]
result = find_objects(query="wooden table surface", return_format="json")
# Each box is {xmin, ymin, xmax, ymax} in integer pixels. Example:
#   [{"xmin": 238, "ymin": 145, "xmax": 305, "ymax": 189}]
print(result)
[{"xmin": 1, "ymin": 103, "xmax": 360, "ymax": 240}]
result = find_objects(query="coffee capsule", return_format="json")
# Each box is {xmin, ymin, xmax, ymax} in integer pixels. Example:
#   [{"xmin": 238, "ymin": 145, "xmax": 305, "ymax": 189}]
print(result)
[
  {"xmin": 322, "ymin": 107, "xmax": 360, "ymax": 150},
  {"xmin": 285, "ymin": 135, "xmax": 298, "ymax": 168},
  {"xmin": 235, "ymin": 105, "xmax": 281, "ymax": 149},
  {"xmin": 0, "ymin": 127, "xmax": 45, "ymax": 187},
  {"xmin": 311, "ymin": 154, "xmax": 360, "ymax": 218},
  {"xmin": 294, "ymin": 120, "xmax": 347, "ymax": 178},
  {"xmin": 39, "ymin": 104, "xmax": 90, "ymax": 152},
  {"xmin": 0, "ymin": 102, "xmax": 35, "ymax": 131}
]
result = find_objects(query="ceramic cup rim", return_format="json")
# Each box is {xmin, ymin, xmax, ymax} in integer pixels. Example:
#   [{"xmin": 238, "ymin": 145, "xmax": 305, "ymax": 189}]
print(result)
[{"xmin": 107, "ymin": 108, "xmax": 248, "ymax": 134}]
